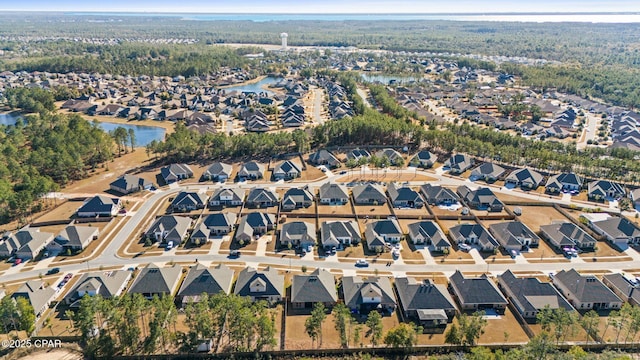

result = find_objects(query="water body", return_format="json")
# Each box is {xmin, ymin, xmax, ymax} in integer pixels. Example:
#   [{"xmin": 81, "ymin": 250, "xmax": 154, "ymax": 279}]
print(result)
[
  {"xmin": 361, "ymin": 74, "xmax": 419, "ymax": 85},
  {"xmin": 98, "ymin": 122, "xmax": 166, "ymax": 147},
  {"xmin": 0, "ymin": 113, "xmax": 165, "ymax": 147},
  {"xmin": 221, "ymin": 77, "xmax": 280, "ymax": 95},
  {"xmin": 67, "ymin": 12, "xmax": 640, "ymax": 23}
]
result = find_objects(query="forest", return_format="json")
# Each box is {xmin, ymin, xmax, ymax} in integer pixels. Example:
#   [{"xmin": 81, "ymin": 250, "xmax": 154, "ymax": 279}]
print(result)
[{"xmin": 0, "ymin": 88, "xmax": 114, "ymax": 224}]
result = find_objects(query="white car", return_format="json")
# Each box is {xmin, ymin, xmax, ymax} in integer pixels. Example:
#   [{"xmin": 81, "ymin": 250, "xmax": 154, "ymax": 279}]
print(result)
[
  {"xmin": 166, "ymin": 241, "xmax": 174, "ymax": 250},
  {"xmin": 355, "ymin": 259, "xmax": 369, "ymax": 267},
  {"xmin": 458, "ymin": 243, "xmax": 472, "ymax": 251}
]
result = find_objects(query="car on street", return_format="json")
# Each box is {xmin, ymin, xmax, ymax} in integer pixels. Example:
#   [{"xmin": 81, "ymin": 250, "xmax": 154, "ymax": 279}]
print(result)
[
  {"xmin": 166, "ymin": 241, "xmax": 174, "ymax": 250},
  {"xmin": 13, "ymin": 258, "xmax": 22, "ymax": 266},
  {"xmin": 46, "ymin": 268, "xmax": 61, "ymax": 275},
  {"xmin": 355, "ymin": 259, "xmax": 369, "ymax": 267},
  {"xmin": 228, "ymin": 250, "xmax": 241, "ymax": 258}
]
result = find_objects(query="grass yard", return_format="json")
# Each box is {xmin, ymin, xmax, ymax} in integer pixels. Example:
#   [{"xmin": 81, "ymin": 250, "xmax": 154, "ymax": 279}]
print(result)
[{"xmin": 32, "ymin": 201, "xmax": 82, "ymax": 223}]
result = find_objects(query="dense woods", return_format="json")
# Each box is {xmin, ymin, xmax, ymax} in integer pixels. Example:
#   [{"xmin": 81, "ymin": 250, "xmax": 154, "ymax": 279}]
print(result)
[
  {"xmin": 72, "ymin": 292, "xmax": 277, "ymax": 356},
  {"xmin": 0, "ymin": 110, "xmax": 113, "ymax": 224}
]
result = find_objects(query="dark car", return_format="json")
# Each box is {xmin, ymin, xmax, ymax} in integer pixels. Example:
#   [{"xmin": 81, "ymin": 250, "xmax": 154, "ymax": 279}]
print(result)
[
  {"xmin": 46, "ymin": 267, "xmax": 61, "ymax": 275},
  {"xmin": 228, "ymin": 250, "xmax": 241, "ymax": 258}
]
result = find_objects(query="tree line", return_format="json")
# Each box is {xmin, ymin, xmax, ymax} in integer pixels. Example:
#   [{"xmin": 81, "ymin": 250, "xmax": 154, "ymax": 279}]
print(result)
[{"xmin": 71, "ymin": 292, "xmax": 277, "ymax": 357}]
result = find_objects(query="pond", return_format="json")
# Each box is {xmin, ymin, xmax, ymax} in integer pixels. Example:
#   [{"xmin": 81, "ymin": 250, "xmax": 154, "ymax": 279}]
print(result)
[
  {"xmin": 360, "ymin": 73, "xmax": 420, "ymax": 85},
  {"xmin": 98, "ymin": 122, "xmax": 166, "ymax": 147},
  {"xmin": 222, "ymin": 77, "xmax": 280, "ymax": 95},
  {"xmin": 0, "ymin": 113, "xmax": 165, "ymax": 147}
]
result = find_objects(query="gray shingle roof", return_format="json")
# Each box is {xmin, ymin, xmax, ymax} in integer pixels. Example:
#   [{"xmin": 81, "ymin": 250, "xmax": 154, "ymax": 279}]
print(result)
[
  {"xmin": 66, "ymin": 270, "xmax": 131, "ymax": 305},
  {"xmin": 77, "ymin": 195, "xmax": 120, "ymax": 214},
  {"xmin": 291, "ymin": 269, "xmax": 337, "ymax": 304},
  {"xmin": 352, "ymin": 184, "xmax": 387, "ymax": 204},
  {"xmin": 449, "ymin": 270, "xmax": 508, "ymax": 306},
  {"xmin": 395, "ymin": 277, "xmax": 456, "ymax": 314},
  {"xmin": 128, "ymin": 263, "xmax": 183, "ymax": 297},
  {"xmin": 234, "ymin": 266, "xmax": 284, "ymax": 298},
  {"xmin": 55, "ymin": 225, "xmax": 99, "ymax": 249},
  {"xmin": 420, "ymin": 184, "xmax": 459, "ymax": 204},
  {"xmin": 178, "ymin": 263, "xmax": 234, "ymax": 301},
  {"xmin": 554, "ymin": 269, "xmax": 622, "ymax": 304},
  {"xmin": 342, "ymin": 276, "xmax": 396, "ymax": 309},
  {"xmin": 320, "ymin": 220, "xmax": 361, "ymax": 247},
  {"xmin": 593, "ymin": 217, "xmax": 640, "ymax": 239},
  {"xmin": 489, "ymin": 221, "xmax": 539, "ymax": 249},
  {"xmin": 497, "ymin": 270, "xmax": 573, "ymax": 315},
  {"xmin": 319, "ymin": 183, "xmax": 349, "ymax": 200},
  {"xmin": 407, "ymin": 221, "xmax": 449, "ymax": 247},
  {"xmin": 540, "ymin": 222, "xmax": 596, "ymax": 249}
]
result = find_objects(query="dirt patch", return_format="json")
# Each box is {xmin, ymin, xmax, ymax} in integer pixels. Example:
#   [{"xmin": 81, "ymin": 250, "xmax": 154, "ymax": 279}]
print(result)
[
  {"xmin": 336, "ymin": 173, "xmax": 435, "ymax": 182},
  {"xmin": 515, "ymin": 206, "xmax": 571, "ymax": 233},
  {"xmin": 317, "ymin": 204, "xmax": 354, "ymax": 216}
]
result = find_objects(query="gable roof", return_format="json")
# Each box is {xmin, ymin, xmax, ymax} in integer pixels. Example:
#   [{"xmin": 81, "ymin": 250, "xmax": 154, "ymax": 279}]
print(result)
[
  {"xmin": 308, "ymin": 149, "xmax": 340, "ymax": 167},
  {"xmin": 178, "ymin": 263, "xmax": 234, "ymax": 300},
  {"xmin": 319, "ymin": 183, "xmax": 349, "ymax": 200},
  {"xmin": 593, "ymin": 217, "xmax": 640, "ymax": 239},
  {"xmin": 203, "ymin": 162, "xmax": 232, "ymax": 179},
  {"xmin": 387, "ymin": 183, "xmax": 422, "ymax": 203},
  {"xmin": 273, "ymin": 160, "xmax": 301, "ymax": 175},
  {"xmin": 546, "ymin": 172, "xmax": 583, "ymax": 189},
  {"xmin": 352, "ymin": 184, "xmax": 387, "ymax": 203},
  {"xmin": 540, "ymin": 222, "xmax": 596, "ymax": 248},
  {"xmin": 77, "ymin": 195, "xmax": 120, "ymax": 214},
  {"xmin": 66, "ymin": 270, "xmax": 131, "ymax": 304},
  {"xmin": 449, "ymin": 270, "xmax": 507, "ymax": 305},
  {"xmin": 407, "ymin": 221, "xmax": 449, "ymax": 247},
  {"xmin": 211, "ymin": 187, "xmax": 245, "ymax": 202},
  {"xmin": 489, "ymin": 221, "xmax": 539, "ymax": 248},
  {"xmin": 202, "ymin": 213, "xmax": 237, "ymax": 229},
  {"xmin": 342, "ymin": 276, "xmax": 396, "ymax": 309},
  {"xmin": 55, "ymin": 225, "xmax": 99, "ymax": 248},
  {"xmin": 234, "ymin": 266, "xmax": 284, "ymax": 298},
  {"xmin": 420, "ymin": 184, "xmax": 460, "ymax": 204},
  {"xmin": 109, "ymin": 174, "xmax": 152, "ymax": 193},
  {"xmin": 554, "ymin": 269, "xmax": 622, "ymax": 304},
  {"xmin": 291, "ymin": 269, "xmax": 337, "ymax": 304},
  {"xmin": 170, "ymin": 191, "xmax": 208, "ymax": 208},
  {"xmin": 247, "ymin": 187, "xmax": 279, "ymax": 203},
  {"xmin": 282, "ymin": 187, "xmax": 314, "ymax": 205},
  {"xmin": 471, "ymin": 162, "xmax": 505, "ymax": 178},
  {"xmin": 395, "ymin": 277, "xmax": 456, "ymax": 314},
  {"xmin": 12, "ymin": 280, "xmax": 56, "ymax": 314},
  {"xmin": 505, "ymin": 168, "xmax": 543, "ymax": 187},
  {"xmin": 587, "ymin": 180, "xmax": 626, "ymax": 198},
  {"xmin": 145, "ymin": 215, "xmax": 191, "ymax": 240},
  {"xmin": 128, "ymin": 263, "xmax": 183, "ymax": 296},
  {"xmin": 498, "ymin": 270, "xmax": 573, "ymax": 314}
]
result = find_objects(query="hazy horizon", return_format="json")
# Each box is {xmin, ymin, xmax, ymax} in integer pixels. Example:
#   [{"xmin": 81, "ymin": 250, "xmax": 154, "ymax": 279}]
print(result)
[{"xmin": 3, "ymin": 0, "xmax": 640, "ymax": 13}]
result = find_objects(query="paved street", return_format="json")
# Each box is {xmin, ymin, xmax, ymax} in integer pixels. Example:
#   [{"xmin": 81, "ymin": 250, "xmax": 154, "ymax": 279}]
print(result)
[{"xmin": 3, "ymin": 166, "xmax": 637, "ymax": 286}]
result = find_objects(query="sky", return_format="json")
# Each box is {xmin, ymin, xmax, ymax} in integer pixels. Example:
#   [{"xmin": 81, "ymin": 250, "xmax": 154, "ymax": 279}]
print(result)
[{"xmin": 3, "ymin": 0, "xmax": 640, "ymax": 13}]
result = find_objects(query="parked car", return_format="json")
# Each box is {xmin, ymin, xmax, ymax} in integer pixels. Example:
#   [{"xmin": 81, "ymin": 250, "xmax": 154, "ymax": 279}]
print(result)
[
  {"xmin": 14, "ymin": 258, "xmax": 22, "ymax": 266},
  {"xmin": 458, "ymin": 243, "xmax": 472, "ymax": 251},
  {"xmin": 355, "ymin": 259, "xmax": 369, "ymax": 267},
  {"xmin": 228, "ymin": 250, "xmax": 241, "ymax": 258},
  {"xmin": 166, "ymin": 241, "xmax": 174, "ymax": 250},
  {"xmin": 46, "ymin": 268, "xmax": 61, "ymax": 275}
]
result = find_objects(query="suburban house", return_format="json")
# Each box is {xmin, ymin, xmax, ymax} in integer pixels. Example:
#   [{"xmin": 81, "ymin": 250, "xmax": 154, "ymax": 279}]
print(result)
[
  {"xmin": 46, "ymin": 225, "xmax": 99, "ymax": 255},
  {"xmin": 177, "ymin": 263, "xmax": 234, "ymax": 306},
  {"xmin": 448, "ymin": 224, "xmax": 499, "ymax": 252},
  {"xmin": 319, "ymin": 183, "xmax": 349, "ymax": 205},
  {"xmin": 587, "ymin": 180, "xmax": 626, "ymax": 201},
  {"xmin": 342, "ymin": 276, "xmax": 396, "ymax": 315},
  {"xmin": 160, "ymin": 163, "xmax": 194, "ymax": 184},
  {"xmin": 497, "ymin": 270, "xmax": 574, "ymax": 321},
  {"xmin": 169, "ymin": 191, "xmax": 208, "ymax": 212},
  {"xmin": 128, "ymin": 263, "xmax": 183, "ymax": 299},
  {"xmin": 281, "ymin": 187, "xmax": 314, "ymax": 210},
  {"xmin": 444, "ymin": 153, "xmax": 473, "ymax": 174},
  {"xmin": 376, "ymin": 148, "xmax": 404, "ymax": 164},
  {"xmin": 237, "ymin": 161, "xmax": 264, "ymax": 181},
  {"xmin": 387, "ymin": 183, "xmax": 424, "ymax": 208},
  {"xmin": 109, "ymin": 174, "xmax": 153, "ymax": 194},
  {"xmin": 209, "ymin": 188, "xmax": 245, "ymax": 207},
  {"xmin": 64, "ymin": 270, "xmax": 132, "ymax": 307},
  {"xmin": 489, "ymin": 221, "xmax": 540, "ymax": 253},
  {"xmin": 470, "ymin": 162, "xmax": 505, "ymax": 182},
  {"xmin": 235, "ymin": 212, "xmax": 276, "ymax": 243},
  {"xmin": 631, "ymin": 188, "xmax": 640, "ymax": 209},
  {"xmin": 308, "ymin": 149, "xmax": 341, "ymax": 168},
  {"xmin": 234, "ymin": 266, "xmax": 284, "ymax": 304},
  {"xmin": 202, "ymin": 162, "xmax": 233, "ymax": 182},
  {"xmin": 457, "ymin": 186, "xmax": 503, "ymax": 212},
  {"xmin": 395, "ymin": 277, "xmax": 457, "ymax": 329},
  {"xmin": 352, "ymin": 184, "xmax": 387, "ymax": 205},
  {"xmin": 410, "ymin": 150, "xmax": 437, "ymax": 168},
  {"xmin": 420, "ymin": 184, "xmax": 460, "ymax": 206},
  {"xmin": 279, "ymin": 221, "xmax": 316, "ymax": 249},
  {"xmin": 545, "ymin": 172, "xmax": 583, "ymax": 194},
  {"xmin": 11, "ymin": 280, "xmax": 57, "ymax": 318},
  {"xmin": 272, "ymin": 160, "xmax": 301, "ymax": 181},
  {"xmin": 291, "ymin": 269, "xmax": 338, "ymax": 312},
  {"xmin": 320, "ymin": 220, "xmax": 361, "ymax": 250},
  {"xmin": 449, "ymin": 270, "xmax": 508, "ymax": 313},
  {"xmin": 552, "ymin": 269, "xmax": 623, "ymax": 311},
  {"xmin": 505, "ymin": 168, "xmax": 544, "ymax": 190},
  {"xmin": 584, "ymin": 214, "xmax": 640, "ymax": 248},
  {"xmin": 407, "ymin": 221, "xmax": 450, "ymax": 251},
  {"xmin": 364, "ymin": 219, "xmax": 403, "ymax": 250},
  {"xmin": 0, "ymin": 228, "xmax": 54, "ymax": 260},
  {"xmin": 246, "ymin": 187, "xmax": 279, "ymax": 208},
  {"xmin": 189, "ymin": 223, "xmax": 210, "ymax": 245},
  {"xmin": 603, "ymin": 273, "xmax": 640, "ymax": 307},
  {"xmin": 77, "ymin": 195, "xmax": 121, "ymax": 217},
  {"xmin": 346, "ymin": 148, "xmax": 371, "ymax": 162},
  {"xmin": 145, "ymin": 215, "xmax": 191, "ymax": 244},
  {"xmin": 202, "ymin": 212, "xmax": 237, "ymax": 236},
  {"xmin": 539, "ymin": 222, "xmax": 596, "ymax": 251}
]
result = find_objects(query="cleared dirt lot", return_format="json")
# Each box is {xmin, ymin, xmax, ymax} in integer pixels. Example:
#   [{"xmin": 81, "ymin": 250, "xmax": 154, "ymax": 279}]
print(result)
[{"xmin": 515, "ymin": 205, "xmax": 571, "ymax": 233}]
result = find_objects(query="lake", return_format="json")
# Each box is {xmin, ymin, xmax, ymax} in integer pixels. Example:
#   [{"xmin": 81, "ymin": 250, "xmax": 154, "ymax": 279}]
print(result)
[
  {"xmin": 222, "ymin": 77, "xmax": 280, "ymax": 95},
  {"xmin": 0, "ymin": 113, "xmax": 165, "ymax": 147},
  {"xmin": 361, "ymin": 74, "xmax": 419, "ymax": 85}
]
